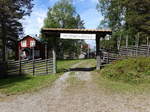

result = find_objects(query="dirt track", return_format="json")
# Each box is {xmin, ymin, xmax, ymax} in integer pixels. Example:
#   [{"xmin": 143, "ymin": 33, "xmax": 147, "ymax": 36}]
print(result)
[{"xmin": 0, "ymin": 60, "xmax": 150, "ymax": 112}]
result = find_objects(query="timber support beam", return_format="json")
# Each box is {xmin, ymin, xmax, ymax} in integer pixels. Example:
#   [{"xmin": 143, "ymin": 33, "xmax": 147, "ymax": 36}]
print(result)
[
  {"xmin": 96, "ymin": 35, "xmax": 101, "ymax": 70},
  {"xmin": 52, "ymin": 38, "xmax": 57, "ymax": 74}
]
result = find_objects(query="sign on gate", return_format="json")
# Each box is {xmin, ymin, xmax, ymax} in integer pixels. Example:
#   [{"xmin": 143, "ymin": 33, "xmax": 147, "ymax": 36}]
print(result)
[{"xmin": 60, "ymin": 33, "xmax": 96, "ymax": 40}]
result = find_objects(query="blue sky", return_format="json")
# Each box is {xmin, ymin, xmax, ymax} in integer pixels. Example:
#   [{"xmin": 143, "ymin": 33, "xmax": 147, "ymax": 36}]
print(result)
[{"xmin": 22, "ymin": 0, "xmax": 103, "ymax": 48}]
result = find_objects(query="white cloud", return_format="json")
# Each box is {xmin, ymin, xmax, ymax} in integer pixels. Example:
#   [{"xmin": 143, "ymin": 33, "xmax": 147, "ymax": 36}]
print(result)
[
  {"xmin": 22, "ymin": 7, "xmax": 47, "ymax": 36},
  {"xmin": 91, "ymin": 0, "xmax": 98, "ymax": 3}
]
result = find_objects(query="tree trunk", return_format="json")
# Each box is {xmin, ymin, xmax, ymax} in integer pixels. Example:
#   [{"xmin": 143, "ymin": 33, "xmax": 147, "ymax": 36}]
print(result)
[
  {"xmin": 1, "ymin": 18, "xmax": 8, "ymax": 76},
  {"xmin": 147, "ymin": 37, "xmax": 149, "ymax": 46},
  {"xmin": 1, "ymin": 14, "xmax": 7, "ymax": 63},
  {"xmin": 126, "ymin": 35, "xmax": 128, "ymax": 48},
  {"xmin": 117, "ymin": 34, "xmax": 122, "ymax": 51}
]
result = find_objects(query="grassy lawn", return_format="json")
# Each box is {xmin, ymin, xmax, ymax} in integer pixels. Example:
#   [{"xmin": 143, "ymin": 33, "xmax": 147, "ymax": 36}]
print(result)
[
  {"xmin": 94, "ymin": 57, "xmax": 150, "ymax": 94},
  {"xmin": 0, "ymin": 75, "xmax": 59, "ymax": 95},
  {"xmin": 57, "ymin": 59, "xmax": 82, "ymax": 73},
  {"xmin": 0, "ymin": 59, "xmax": 83, "ymax": 95},
  {"xmin": 94, "ymin": 72, "xmax": 150, "ymax": 94}
]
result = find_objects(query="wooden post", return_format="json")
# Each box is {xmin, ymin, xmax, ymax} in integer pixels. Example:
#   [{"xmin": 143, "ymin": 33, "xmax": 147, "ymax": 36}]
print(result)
[
  {"xmin": 107, "ymin": 52, "xmax": 109, "ymax": 64},
  {"xmin": 32, "ymin": 47, "xmax": 35, "ymax": 76},
  {"xmin": 52, "ymin": 48, "xmax": 56, "ymax": 74},
  {"xmin": 147, "ymin": 37, "xmax": 150, "ymax": 56},
  {"xmin": 52, "ymin": 39, "xmax": 56, "ymax": 74},
  {"xmin": 19, "ymin": 46, "xmax": 21, "ymax": 75},
  {"xmin": 88, "ymin": 44, "xmax": 90, "ymax": 59},
  {"xmin": 147, "ymin": 37, "xmax": 149, "ymax": 46},
  {"xmin": 96, "ymin": 36, "xmax": 101, "ymax": 70},
  {"xmin": 136, "ymin": 33, "xmax": 140, "ymax": 56},
  {"xmin": 45, "ymin": 44, "xmax": 48, "ymax": 74}
]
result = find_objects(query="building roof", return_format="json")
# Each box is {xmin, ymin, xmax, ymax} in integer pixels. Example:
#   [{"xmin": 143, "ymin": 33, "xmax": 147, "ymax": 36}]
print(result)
[
  {"xmin": 42, "ymin": 28, "xmax": 111, "ymax": 32},
  {"xmin": 42, "ymin": 28, "xmax": 112, "ymax": 37},
  {"xmin": 18, "ymin": 35, "xmax": 41, "ymax": 42}
]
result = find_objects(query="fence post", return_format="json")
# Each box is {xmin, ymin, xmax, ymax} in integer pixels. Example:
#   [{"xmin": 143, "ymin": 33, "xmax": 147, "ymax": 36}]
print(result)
[
  {"xmin": 136, "ymin": 46, "xmax": 138, "ymax": 57},
  {"xmin": 147, "ymin": 37, "xmax": 149, "ymax": 56},
  {"xmin": 136, "ymin": 33, "xmax": 140, "ymax": 56},
  {"xmin": 45, "ymin": 44, "xmax": 48, "ymax": 74},
  {"xmin": 19, "ymin": 46, "xmax": 21, "ymax": 75},
  {"xmin": 148, "ymin": 45, "xmax": 150, "ymax": 56},
  {"xmin": 5, "ymin": 61, "xmax": 8, "ymax": 77},
  {"xmin": 32, "ymin": 47, "xmax": 35, "ymax": 76},
  {"xmin": 107, "ymin": 52, "xmax": 109, "ymax": 64}
]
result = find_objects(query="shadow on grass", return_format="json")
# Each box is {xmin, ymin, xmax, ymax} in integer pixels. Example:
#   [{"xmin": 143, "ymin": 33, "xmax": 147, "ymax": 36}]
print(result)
[{"xmin": 0, "ymin": 74, "xmax": 32, "ymax": 89}]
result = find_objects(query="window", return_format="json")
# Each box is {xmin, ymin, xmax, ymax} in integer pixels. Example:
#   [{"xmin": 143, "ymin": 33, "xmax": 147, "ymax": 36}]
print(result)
[
  {"xmin": 21, "ymin": 40, "xmax": 27, "ymax": 47},
  {"xmin": 30, "ymin": 40, "xmax": 35, "ymax": 47}
]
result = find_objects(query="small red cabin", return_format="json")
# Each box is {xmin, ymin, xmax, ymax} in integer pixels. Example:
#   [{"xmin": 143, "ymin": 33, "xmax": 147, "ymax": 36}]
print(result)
[{"xmin": 17, "ymin": 35, "xmax": 46, "ymax": 60}]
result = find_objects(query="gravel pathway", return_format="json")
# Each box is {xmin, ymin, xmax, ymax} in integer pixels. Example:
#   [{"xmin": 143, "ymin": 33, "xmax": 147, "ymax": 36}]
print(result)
[{"xmin": 0, "ymin": 60, "xmax": 150, "ymax": 112}]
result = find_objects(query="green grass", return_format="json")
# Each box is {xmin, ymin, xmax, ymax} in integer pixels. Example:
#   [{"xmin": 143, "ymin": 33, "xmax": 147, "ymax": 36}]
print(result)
[
  {"xmin": 0, "ymin": 74, "xmax": 59, "ymax": 95},
  {"xmin": 100, "ymin": 57, "xmax": 150, "ymax": 84},
  {"xmin": 0, "ymin": 59, "xmax": 83, "ymax": 95},
  {"xmin": 95, "ymin": 57, "xmax": 150, "ymax": 94},
  {"xmin": 76, "ymin": 59, "xmax": 96, "ymax": 68},
  {"xmin": 57, "ymin": 59, "xmax": 82, "ymax": 73},
  {"xmin": 94, "ymin": 73, "xmax": 150, "ymax": 94}
]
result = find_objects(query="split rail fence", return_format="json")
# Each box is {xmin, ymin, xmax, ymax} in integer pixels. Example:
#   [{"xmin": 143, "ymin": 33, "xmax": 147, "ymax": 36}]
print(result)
[
  {"xmin": 7, "ymin": 58, "xmax": 54, "ymax": 75},
  {"xmin": 119, "ymin": 45, "xmax": 150, "ymax": 57},
  {"xmin": 101, "ymin": 45, "xmax": 150, "ymax": 67}
]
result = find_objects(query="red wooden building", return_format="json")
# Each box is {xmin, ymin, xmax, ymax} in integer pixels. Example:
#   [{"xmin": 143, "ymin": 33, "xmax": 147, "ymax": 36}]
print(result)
[{"xmin": 18, "ymin": 35, "xmax": 46, "ymax": 60}]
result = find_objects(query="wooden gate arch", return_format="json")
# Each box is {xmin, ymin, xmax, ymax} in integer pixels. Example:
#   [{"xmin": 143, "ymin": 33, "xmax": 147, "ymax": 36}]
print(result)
[{"xmin": 42, "ymin": 28, "xmax": 112, "ymax": 73}]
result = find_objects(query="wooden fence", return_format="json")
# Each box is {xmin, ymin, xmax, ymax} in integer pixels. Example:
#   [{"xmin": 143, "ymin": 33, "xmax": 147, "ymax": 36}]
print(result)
[
  {"xmin": 119, "ymin": 45, "xmax": 150, "ymax": 57},
  {"xmin": 101, "ymin": 45, "xmax": 150, "ymax": 67},
  {"xmin": 101, "ymin": 52, "xmax": 122, "ymax": 66},
  {"xmin": 7, "ymin": 58, "xmax": 54, "ymax": 75}
]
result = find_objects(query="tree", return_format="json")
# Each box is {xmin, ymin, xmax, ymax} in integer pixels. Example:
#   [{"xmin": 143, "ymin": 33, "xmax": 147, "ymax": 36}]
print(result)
[
  {"xmin": 124, "ymin": 0, "xmax": 150, "ymax": 35},
  {"xmin": 0, "ymin": 0, "xmax": 33, "ymax": 62},
  {"xmin": 97, "ymin": 0, "xmax": 150, "ymax": 49},
  {"xmin": 43, "ymin": 0, "xmax": 85, "ymax": 59}
]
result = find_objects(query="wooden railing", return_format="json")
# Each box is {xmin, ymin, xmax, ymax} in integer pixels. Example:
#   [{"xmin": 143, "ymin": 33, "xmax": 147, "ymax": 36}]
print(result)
[
  {"xmin": 101, "ymin": 52, "xmax": 122, "ymax": 66},
  {"xmin": 7, "ymin": 58, "xmax": 53, "ymax": 75},
  {"xmin": 101, "ymin": 45, "xmax": 150, "ymax": 67},
  {"xmin": 119, "ymin": 45, "xmax": 150, "ymax": 57}
]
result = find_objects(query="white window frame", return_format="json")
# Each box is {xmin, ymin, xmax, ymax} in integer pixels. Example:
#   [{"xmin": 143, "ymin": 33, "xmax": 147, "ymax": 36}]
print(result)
[
  {"xmin": 21, "ymin": 40, "xmax": 27, "ymax": 47},
  {"xmin": 30, "ymin": 40, "xmax": 36, "ymax": 47}
]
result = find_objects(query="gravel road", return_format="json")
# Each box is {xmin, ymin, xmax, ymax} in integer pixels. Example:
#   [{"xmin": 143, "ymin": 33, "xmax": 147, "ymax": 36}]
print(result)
[{"xmin": 0, "ymin": 60, "xmax": 150, "ymax": 112}]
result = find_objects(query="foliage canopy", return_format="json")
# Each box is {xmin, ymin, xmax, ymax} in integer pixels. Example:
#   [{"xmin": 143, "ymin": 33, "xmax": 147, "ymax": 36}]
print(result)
[
  {"xmin": 97, "ymin": 0, "xmax": 150, "ymax": 50},
  {"xmin": 0, "ymin": 0, "xmax": 33, "ymax": 61},
  {"xmin": 43, "ymin": 0, "xmax": 85, "ymax": 59}
]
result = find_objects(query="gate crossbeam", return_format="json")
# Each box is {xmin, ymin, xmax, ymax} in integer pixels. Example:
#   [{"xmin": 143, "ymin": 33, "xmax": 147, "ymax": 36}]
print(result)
[{"xmin": 42, "ymin": 28, "xmax": 112, "ymax": 72}]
